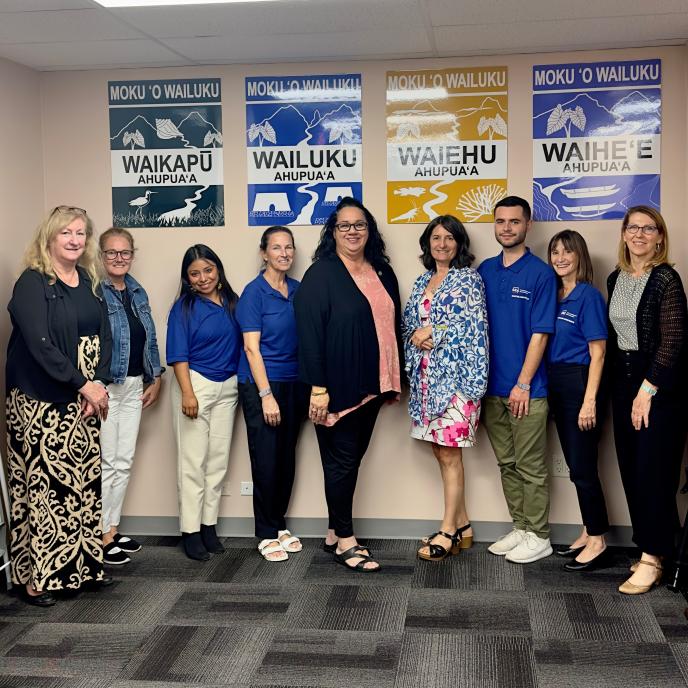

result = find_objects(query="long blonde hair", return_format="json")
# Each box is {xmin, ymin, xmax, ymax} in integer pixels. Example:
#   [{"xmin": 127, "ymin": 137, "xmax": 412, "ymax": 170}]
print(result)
[
  {"xmin": 617, "ymin": 205, "xmax": 670, "ymax": 272},
  {"xmin": 23, "ymin": 206, "xmax": 101, "ymax": 293}
]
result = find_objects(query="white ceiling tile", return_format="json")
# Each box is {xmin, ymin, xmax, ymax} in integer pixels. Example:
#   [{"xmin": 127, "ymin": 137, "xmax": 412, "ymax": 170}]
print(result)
[
  {"xmin": 165, "ymin": 27, "xmax": 431, "ymax": 62},
  {"xmin": 434, "ymin": 13, "xmax": 688, "ymax": 54},
  {"xmin": 0, "ymin": 9, "xmax": 144, "ymax": 44},
  {"xmin": 428, "ymin": 0, "xmax": 688, "ymax": 25},
  {"xmin": 0, "ymin": 1, "xmax": 92, "ymax": 10},
  {"xmin": 0, "ymin": 38, "xmax": 185, "ymax": 69},
  {"xmin": 111, "ymin": 0, "xmax": 424, "ymax": 37}
]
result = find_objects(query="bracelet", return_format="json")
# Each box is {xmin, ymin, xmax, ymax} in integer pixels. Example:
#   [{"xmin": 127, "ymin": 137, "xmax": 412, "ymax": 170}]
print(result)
[
  {"xmin": 640, "ymin": 382, "xmax": 657, "ymax": 397},
  {"xmin": 311, "ymin": 390, "xmax": 328, "ymax": 396},
  {"xmin": 258, "ymin": 387, "xmax": 272, "ymax": 398}
]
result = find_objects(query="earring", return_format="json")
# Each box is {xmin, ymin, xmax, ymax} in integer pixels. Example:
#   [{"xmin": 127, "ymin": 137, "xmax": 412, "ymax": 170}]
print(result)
[
  {"xmin": 656, "ymin": 243, "xmax": 661, "ymax": 252},
  {"xmin": 218, "ymin": 283, "xmax": 223, "ymax": 291}
]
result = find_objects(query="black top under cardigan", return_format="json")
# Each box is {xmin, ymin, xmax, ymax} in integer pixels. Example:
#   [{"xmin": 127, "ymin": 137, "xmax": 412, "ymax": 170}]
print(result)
[
  {"xmin": 607, "ymin": 264, "xmax": 688, "ymax": 391},
  {"xmin": 294, "ymin": 254, "xmax": 404, "ymax": 413},
  {"xmin": 6, "ymin": 267, "xmax": 113, "ymax": 403}
]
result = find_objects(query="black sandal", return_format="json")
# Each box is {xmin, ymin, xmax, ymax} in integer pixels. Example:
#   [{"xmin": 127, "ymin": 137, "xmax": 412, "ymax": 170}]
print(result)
[
  {"xmin": 417, "ymin": 530, "xmax": 460, "ymax": 561},
  {"xmin": 457, "ymin": 522, "xmax": 473, "ymax": 549},
  {"xmin": 334, "ymin": 545, "xmax": 381, "ymax": 572}
]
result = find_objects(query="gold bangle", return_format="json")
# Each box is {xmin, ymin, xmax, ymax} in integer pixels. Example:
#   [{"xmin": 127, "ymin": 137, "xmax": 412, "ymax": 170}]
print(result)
[{"xmin": 310, "ymin": 390, "xmax": 328, "ymax": 396}]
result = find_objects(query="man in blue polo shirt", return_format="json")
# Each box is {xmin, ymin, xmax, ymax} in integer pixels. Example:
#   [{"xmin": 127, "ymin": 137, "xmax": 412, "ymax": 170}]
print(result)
[{"xmin": 478, "ymin": 196, "xmax": 557, "ymax": 563}]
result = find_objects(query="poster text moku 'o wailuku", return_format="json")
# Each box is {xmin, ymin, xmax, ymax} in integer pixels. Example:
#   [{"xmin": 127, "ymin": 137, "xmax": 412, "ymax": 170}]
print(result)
[
  {"xmin": 533, "ymin": 59, "xmax": 661, "ymax": 221},
  {"xmin": 386, "ymin": 67, "xmax": 508, "ymax": 224},
  {"xmin": 109, "ymin": 78, "xmax": 224, "ymax": 228},
  {"xmin": 245, "ymin": 74, "xmax": 362, "ymax": 226}
]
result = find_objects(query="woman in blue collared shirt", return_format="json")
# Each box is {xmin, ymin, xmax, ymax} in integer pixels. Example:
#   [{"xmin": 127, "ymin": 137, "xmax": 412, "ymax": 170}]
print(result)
[
  {"xmin": 167, "ymin": 244, "xmax": 241, "ymax": 561},
  {"xmin": 100, "ymin": 227, "xmax": 164, "ymax": 567},
  {"xmin": 403, "ymin": 215, "xmax": 489, "ymax": 561},
  {"xmin": 547, "ymin": 230, "xmax": 609, "ymax": 572},
  {"xmin": 236, "ymin": 226, "xmax": 309, "ymax": 562}
]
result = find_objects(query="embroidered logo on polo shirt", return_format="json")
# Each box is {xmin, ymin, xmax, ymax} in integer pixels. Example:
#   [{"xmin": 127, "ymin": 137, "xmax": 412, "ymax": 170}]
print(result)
[
  {"xmin": 511, "ymin": 286, "xmax": 531, "ymax": 301},
  {"xmin": 557, "ymin": 309, "xmax": 577, "ymax": 324}
]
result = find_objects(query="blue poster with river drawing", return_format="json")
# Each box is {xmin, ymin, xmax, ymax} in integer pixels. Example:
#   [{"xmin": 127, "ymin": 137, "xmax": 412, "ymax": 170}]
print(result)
[
  {"xmin": 246, "ymin": 74, "xmax": 362, "ymax": 226},
  {"xmin": 533, "ymin": 59, "xmax": 660, "ymax": 221},
  {"xmin": 109, "ymin": 78, "xmax": 223, "ymax": 227}
]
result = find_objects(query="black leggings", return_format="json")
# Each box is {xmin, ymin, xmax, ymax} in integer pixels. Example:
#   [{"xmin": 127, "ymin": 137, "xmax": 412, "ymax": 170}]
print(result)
[
  {"xmin": 611, "ymin": 351, "xmax": 686, "ymax": 558},
  {"xmin": 548, "ymin": 363, "xmax": 609, "ymax": 536},
  {"xmin": 314, "ymin": 395, "xmax": 386, "ymax": 538}
]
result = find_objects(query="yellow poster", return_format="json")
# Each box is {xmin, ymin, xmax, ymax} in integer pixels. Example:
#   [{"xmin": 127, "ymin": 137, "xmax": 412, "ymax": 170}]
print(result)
[{"xmin": 386, "ymin": 67, "xmax": 508, "ymax": 224}]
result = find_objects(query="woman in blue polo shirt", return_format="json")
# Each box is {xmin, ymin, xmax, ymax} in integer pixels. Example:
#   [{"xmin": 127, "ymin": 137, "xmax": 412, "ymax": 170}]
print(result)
[
  {"xmin": 547, "ymin": 230, "xmax": 609, "ymax": 572},
  {"xmin": 167, "ymin": 244, "xmax": 241, "ymax": 561},
  {"xmin": 236, "ymin": 226, "xmax": 309, "ymax": 562}
]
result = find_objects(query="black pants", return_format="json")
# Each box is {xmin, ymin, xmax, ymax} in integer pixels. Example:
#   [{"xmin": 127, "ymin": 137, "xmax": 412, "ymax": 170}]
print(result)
[
  {"xmin": 239, "ymin": 380, "xmax": 309, "ymax": 539},
  {"xmin": 548, "ymin": 363, "xmax": 609, "ymax": 536},
  {"xmin": 611, "ymin": 351, "xmax": 687, "ymax": 557},
  {"xmin": 314, "ymin": 395, "xmax": 386, "ymax": 538}
]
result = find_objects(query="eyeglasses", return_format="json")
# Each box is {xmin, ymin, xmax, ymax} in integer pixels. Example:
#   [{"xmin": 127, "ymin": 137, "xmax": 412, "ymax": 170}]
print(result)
[
  {"xmin": 102, "ymin": 249, "xmax": 134, "ymax": 261},
  {"xmin": 51, "ymin": 205, "xmax": 87, "ymax": 216},
  {"xmin": 625, "ymin": 224, "xmax": 658, "ymax": 235},
  {"xmin": 335, "ymin": 221, "xmax": 368, "ymax": 233}
]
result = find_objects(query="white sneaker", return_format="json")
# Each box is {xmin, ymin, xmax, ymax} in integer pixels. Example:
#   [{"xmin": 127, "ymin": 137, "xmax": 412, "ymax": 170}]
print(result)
[
  {"xmin": 487, "ymin": 528, "xmax": 526, "ymax": 556},
  {"xmin": 505, "ymin": 532, "xmax": 553, "ymax": 564}
]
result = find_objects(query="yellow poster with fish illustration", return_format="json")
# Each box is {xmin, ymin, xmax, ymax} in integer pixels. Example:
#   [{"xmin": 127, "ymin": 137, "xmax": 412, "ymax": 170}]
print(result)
[{"xmin": 386, "ymin": 67, "xmax": 508, "ymax": 224}]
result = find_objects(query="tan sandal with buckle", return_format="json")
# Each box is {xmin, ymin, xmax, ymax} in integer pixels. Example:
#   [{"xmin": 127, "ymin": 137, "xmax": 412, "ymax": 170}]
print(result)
[{"xmin": 619, "ymin": 559, "xmax": 662, "ymax": 595}]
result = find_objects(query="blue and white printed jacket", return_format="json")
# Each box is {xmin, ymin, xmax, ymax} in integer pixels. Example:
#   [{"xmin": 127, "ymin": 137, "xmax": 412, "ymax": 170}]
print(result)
[
  {"xmin": 402, "ymin": 267, "xmax": 489, "ymax": 422},
  {"xmin": 102, "ymin": 273, "xmax": 163, "ymax": 384}
]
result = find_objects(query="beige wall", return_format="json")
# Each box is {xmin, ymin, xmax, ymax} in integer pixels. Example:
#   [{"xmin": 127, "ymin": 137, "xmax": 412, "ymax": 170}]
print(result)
[
  {"xmin": 0, "ymin": 57, "xmax": 44, "ymax": 442},
  {"xmin": 2, "ymin": 46, "xmax": 687, "ymax": 532}
]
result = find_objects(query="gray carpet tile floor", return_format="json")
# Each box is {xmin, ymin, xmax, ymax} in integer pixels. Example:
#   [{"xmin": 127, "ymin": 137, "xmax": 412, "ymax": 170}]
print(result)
[{"xmin": 0, "ymin": 537, "xmax": 687, "ymax": 687}]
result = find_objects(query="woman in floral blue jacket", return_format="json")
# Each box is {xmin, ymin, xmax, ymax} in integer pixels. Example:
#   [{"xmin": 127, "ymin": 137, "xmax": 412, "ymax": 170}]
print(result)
[{"xmin": 403, "ymin": 215, "xmax": 488, "ymax": 561}]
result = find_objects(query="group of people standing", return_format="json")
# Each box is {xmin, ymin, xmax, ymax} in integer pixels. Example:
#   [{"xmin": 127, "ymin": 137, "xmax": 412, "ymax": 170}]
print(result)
[{"xmin": 4, "ymin": 195, "xmax": 687, "ymax": 606}]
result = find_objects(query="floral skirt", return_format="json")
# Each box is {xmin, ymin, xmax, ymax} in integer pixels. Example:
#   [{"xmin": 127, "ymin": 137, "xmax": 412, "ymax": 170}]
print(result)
[
  {"xmin": 6, "ymin": 335, "xmax": 104, "ymax": 591},
  {"xmin": 410, "ymin": 365, "xmax": 481, "ymax": 447}
]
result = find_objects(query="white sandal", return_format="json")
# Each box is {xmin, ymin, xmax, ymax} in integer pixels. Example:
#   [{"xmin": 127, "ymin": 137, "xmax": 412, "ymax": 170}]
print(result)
[
  {"xmin": 258, "ymin": 539, "xmax": 288, "ymax": 562},
  {"xmin": 278, "ymin": 529, "xmax": 302, "ymax": 553}
]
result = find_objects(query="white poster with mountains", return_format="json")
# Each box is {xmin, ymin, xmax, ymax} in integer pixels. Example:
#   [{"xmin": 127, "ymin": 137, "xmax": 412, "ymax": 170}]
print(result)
[
  {"xmin": 245, "ymin": 74, "xmax": 362, "ymax": 226},
  {"xmin": 109, "ymin": 78, "xmax": 224, "ymax": 227},
  {"xmin": 532, "ymin": 59, "xmax": 661, "ymax": 221}
]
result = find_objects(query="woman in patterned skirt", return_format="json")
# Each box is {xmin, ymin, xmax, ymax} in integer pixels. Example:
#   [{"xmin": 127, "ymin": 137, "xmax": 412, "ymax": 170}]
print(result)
[
  {"xmin": 403, "ymin": 215, "xmax": 489, "ymax": 561},
  {"xmin": 5, "ymin": 206, "xmax": 112, "ymax": 606}
]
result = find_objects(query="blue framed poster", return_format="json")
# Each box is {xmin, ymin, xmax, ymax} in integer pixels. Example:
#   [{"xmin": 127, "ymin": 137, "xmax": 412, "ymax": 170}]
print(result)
[
  {"xmin": 109, "ymin": 78, "xmax": 224, "ymax": 227},
  {"xmin": 533, "ymin": 59, "xmax": 661, "ymax": 221},
  {"xmin": 245, "ymin": 74, "xmax": 362, "ymax": 226}
]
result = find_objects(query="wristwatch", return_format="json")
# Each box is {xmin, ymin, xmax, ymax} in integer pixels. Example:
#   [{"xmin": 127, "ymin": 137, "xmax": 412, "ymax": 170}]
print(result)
[
  {"xmin": 258, "ymin": 387, "xmax": 273, "ymax": 398},
  {"xmin": 516, "ymin": 382, "xmax": 531, "ymax": 392}
]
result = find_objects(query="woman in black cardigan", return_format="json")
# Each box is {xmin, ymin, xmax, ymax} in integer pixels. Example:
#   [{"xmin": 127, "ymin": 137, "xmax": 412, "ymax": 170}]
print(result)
[
  {"xmin": 607, "ymin": 205, "xmax": 688, "ymax": 595},
  {"xmin": 294, "ymin": 197, "xmax": 402, "ymax": 572},
  {"xmin": 5, "ymin": 206, "xmax": 112, "ymax": 606}
]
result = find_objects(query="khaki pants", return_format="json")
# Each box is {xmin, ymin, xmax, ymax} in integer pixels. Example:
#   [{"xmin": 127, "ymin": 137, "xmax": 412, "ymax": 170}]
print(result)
[
  {"xmin": 171, "ymin": 370, "xmax": 238, "ymax": 533},
  {"xmin": 482, "ymin": 395, "xmax": 550, "ymax": 538}
]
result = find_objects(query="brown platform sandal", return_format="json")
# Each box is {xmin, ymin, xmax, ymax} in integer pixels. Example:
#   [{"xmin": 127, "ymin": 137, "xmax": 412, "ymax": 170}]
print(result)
[
  {"xmin": 417, "ymin": 530, "xmax": 460, "ymax": 561},
  {"xmin": 457, "ymin": 523, "xmax": 473, "ymax": 549}
]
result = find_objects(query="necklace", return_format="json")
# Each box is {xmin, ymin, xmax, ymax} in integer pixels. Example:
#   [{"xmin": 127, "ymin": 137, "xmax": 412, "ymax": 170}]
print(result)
[{"xmin": 54, "ymin": 266, "xmax": 78, "ymax": 287}]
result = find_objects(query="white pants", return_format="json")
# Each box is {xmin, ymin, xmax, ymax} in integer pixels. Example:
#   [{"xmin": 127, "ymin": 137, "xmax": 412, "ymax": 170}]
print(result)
[
  {"xmin": 171, "ymin": 370, "xmax": 238, "ymax": 533},
  {"xmin": 100, "ymin": 375, "xmax": 144, "ymax": 532}
]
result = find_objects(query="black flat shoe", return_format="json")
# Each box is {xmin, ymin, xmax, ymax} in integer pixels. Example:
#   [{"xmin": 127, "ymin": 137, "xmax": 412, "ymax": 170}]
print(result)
[
  {"xmin": 182, "ymin": 531, "xmax": 211, "ymax": 561},
  {"xmin": 555, "ymin": 545, "xmax": 585, "ymax": 558},
  {"xmin": 200, "ymin": 524, "xmax": 225, "ymax": 554},
  {"xmin": 323, "ymin": 541, "xmax": 337, "ymax": 554},
  {"xmin": 18, "ymin": 588, "xmax": 56, "ymax": 607},
  {"xmin": 564, "ymin": 549, "xmax": 612, "ymax": 572},
  {"xmin": 82, "ymin": 573, "xmax": 114, "ymax": 591}
]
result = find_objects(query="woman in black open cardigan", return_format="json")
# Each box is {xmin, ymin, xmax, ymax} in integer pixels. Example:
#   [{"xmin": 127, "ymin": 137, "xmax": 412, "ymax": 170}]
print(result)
[
  {"xmin": 294, "ymin": 197, "xmax": 403, "ymax": 572},
  {"xmin": 607, "ymin": 205, "xmax": 688, "ymax": 595}
]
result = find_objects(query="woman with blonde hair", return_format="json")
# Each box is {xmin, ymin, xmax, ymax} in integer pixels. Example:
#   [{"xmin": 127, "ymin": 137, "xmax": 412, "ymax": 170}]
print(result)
[
  {"xmin": 99, "ymin": 227, "xmax": 164, "ymax": 566},
  {"xmin": 607, "ymin": 205, "xmax": 688, "ymax": 594},
  {"xmin": 5, "ymin": 206, "xmax": 112, "ymax": 606}
]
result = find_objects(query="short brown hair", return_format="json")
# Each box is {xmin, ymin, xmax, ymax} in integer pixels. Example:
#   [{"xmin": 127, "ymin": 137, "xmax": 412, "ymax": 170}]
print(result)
[
  {"xmin": 617, "ymin": 205, "xmax": 669, "ymax": 272},
  {"xmin": 547, "ymin": 229, "xmax": 594, "ymax": 285}
]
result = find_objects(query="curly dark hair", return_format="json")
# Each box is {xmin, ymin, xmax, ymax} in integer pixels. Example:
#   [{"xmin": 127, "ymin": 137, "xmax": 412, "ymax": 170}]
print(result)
[
  {"xmin": 312, "ymin": 197, "xmax": 390, "ymax": 266},
  {"xmin": 419, "ymin": 215, "xmax": 474, "ymax": 271},
  {"xmin": 178, "ymin": 244, "xmax": 238, "ymax": 316}
]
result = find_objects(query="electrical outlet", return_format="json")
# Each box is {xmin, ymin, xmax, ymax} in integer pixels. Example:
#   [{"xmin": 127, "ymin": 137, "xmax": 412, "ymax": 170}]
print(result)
[
  {"xmin": 240, "ymin": 481, "xmax": 254, "ymax": 496},
  {"xmin": 221, "ymin": 483, "xmax": 231, "ymax": 496},
  {"xmin": 550, "ymin": 451, "xmax": 570, "ymax": 478}
]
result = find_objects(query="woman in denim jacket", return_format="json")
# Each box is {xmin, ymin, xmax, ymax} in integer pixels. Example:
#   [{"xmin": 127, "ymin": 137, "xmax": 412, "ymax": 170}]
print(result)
[
  {"xmin": 100, "ymin": 227, "xmax": 164, "ymax": 566},
  {"xmin": 403, "ymin": 215, "xmax": 488, "ymax": 561}
]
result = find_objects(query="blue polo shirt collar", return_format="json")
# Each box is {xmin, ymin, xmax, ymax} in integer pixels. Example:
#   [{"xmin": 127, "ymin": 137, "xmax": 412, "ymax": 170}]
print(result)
[
  {"xmin": 259, "ymin": 272, "xmax": 295, "ymax": 299},
  {"xmin": 498, "ymin": 247, "xmax": 532, "ymax": 273},
  {"xmin": 560, "ymin": 283, "xmax": 584, "ymax": 303}
]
